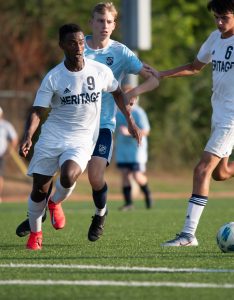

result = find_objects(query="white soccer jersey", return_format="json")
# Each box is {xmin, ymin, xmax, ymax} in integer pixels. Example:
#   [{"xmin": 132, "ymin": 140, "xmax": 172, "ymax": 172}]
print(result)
[
  {"xmin": 0, "ymin": 120, "xmax": 17, "ymax": 156},
  {"xmin": 33, "ymin": 58, "xmax": 118, "ymax": 148},
  {"xmin": 197, "ymin": 30, "xmax": 234, "ymax": 125}
]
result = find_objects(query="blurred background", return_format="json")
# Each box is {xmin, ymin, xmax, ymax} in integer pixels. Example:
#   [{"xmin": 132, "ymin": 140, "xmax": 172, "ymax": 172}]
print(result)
[{"xmin": 0, "ymin": 0, "xmax": 215, "ymax": 179}]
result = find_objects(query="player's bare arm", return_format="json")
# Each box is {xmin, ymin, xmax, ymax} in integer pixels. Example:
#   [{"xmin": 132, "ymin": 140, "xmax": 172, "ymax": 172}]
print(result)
[
  {"xmin": 19, "ymin": 106, "xmax": 46, "ymax": 158},
  {"xmin": 112, "ymin": 88, "xmax": 142, "ymax": 145},
  {"xmin": 144, "ymin": 59, "xmax": 206, "ymax": 79},
  {"xmin": 159, "ymin": 59, "xmax": 206, "ymax": 79},
  {"xmin": 126, "ymin": 67, "xmax": 159, "ymax": 100}
]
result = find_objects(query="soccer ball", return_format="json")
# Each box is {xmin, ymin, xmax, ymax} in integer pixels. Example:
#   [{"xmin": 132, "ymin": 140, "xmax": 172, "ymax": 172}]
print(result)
[{"xmin": 216, "ymin": 222, "xmax": 234, "ymax": 253}]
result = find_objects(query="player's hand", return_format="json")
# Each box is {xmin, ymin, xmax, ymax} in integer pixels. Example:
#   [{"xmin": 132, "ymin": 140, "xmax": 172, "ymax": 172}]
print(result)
[
  {"xmin": 125, "ymin": 91, "xmax": 137, "ymax": 107},
  {"xmin": 19, "ymin": 138, "xmax": 32, "ymax": 158},
  {"xmin": 119, "ymin": 125, "xmax": 131, "ymax": 136},
  {"xmin": 128, "ymin": 122, "xmax": 142, "ymax": 145}
]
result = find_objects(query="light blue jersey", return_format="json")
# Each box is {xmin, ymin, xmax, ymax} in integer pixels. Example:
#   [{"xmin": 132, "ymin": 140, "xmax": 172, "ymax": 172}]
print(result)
[
  {"xmin": 115, "ymin": 105, "xmax": 150, "ymax": 164},
  {"xmin": 85, "ymin": 36, "xmax": 143, "ymax": 132}
]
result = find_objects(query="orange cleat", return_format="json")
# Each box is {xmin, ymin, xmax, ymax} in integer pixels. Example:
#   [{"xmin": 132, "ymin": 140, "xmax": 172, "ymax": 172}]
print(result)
[
  {"xmin": 48, "ymin": 199, "xmax": 66, "ymax": 230},
  {"xmin": 26, "ymin": 231, "xmax": 43, "ymax": 250}
]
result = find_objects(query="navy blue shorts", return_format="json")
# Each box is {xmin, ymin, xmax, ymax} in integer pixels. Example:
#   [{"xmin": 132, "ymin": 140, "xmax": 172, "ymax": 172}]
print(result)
[
  {"xmin": 92, "ymin": 128, "xmax": 113, "ymax": 164},
  {"xmin": 116, "ymin": 162, "xmax": 146, "ymax": 172}
]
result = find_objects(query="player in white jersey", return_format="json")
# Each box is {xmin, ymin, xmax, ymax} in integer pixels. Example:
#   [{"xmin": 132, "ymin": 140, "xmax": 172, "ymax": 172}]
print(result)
[
  {"xmin": 16, "ymin": 2, "xmax": 159, "ymax": 241},
  {"xmin": 84, "ymin": 2, "xmax": 158, "ymax": 242},
  {"xmin": 146, "ymin": 0, "xmax": 234, "ymax": 247},
  {"xmin": 19, "ymin": 23, "xmax": 141, "ymax": 250},
  {"xmin": 0, "ymin": 107, "xmax": 18, "ymax": 202}
]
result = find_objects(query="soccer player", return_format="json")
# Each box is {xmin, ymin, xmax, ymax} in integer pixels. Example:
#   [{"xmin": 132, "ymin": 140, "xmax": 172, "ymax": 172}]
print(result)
[
  {"xmin": 85, "ymin": 2, "xmax": 158, "ymax": 241},
  {"xmin": 20, "ymin": 23, "xmax": 141, "ymax": 250},
  {"xmin": 16, "ymin": 2, "xmax": 159, "ymax": 241},
  {"xmin": 115, "ymin": 85, "xmax": 153, "ymax": 211},
  {"xmin": 149, "ymin": 0, "xmax": 234, "ymax": 246},
  {"xmin": 0, "ymin": 107, "xmax": 18, "ymax": 202}
]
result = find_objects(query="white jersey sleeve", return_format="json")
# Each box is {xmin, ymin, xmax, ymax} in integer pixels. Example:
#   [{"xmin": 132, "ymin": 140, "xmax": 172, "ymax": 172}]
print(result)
[
  {"xmin": 197, "ymin": 30, "xmax": 219, "ymax": 64},
  {"xmin": 100, "ymin": 64, "xmax": 119, "ymax": 93},
  {"xmin": 33, "ymin": 70, "xmax": 57, "ymax": 107}
]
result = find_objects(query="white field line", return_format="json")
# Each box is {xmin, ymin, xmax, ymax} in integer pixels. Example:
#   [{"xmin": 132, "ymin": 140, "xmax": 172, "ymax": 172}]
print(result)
[
  {"xmin": 0, "ymin": 263, "xmax": 234, "ymax": 273},
  {"xmin": 0, "ymin": 280, "xmax": 234, "ymax": 288}
]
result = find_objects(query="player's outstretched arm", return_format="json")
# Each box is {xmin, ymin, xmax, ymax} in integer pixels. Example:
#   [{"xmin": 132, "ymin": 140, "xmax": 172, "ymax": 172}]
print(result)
[
  {"xmin": 144, "ymin": 58, "xmax": 206, "ymax": 80},
  {"xmin": 126, "ymin": 66, "xmax": 159, "ymax": 100},
  {"xmin": 112, "ymin": 88, "xmax": 142, "ymax": 145},
  {"xmin": 19, "ymin": 106, "xmax": 46, "ymax": 158}
]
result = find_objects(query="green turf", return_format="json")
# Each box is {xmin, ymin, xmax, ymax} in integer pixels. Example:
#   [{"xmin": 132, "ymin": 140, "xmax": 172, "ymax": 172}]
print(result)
[{"xmin": 1, "ymin": 199, "xmax": 234, "ymax": 299}]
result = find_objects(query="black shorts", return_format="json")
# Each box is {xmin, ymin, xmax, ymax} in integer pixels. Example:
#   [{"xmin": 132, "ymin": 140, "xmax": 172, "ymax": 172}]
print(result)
[
  {"xmin": 0, "ymin": 157, "xmax": 5, "ymax": 176},
  {"xmin": 92, "ymin": 128, "xmax": 113, "ymax": 164},
  {"xmin": 116, "ymin": 162, "xmax": 145, "ymax": 172}
]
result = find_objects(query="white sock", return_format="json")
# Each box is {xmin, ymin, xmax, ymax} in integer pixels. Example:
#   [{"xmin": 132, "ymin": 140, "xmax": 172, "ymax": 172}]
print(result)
[
  {"xmin": 182, "ymin": 202, "xmax": 205, "ymax": 236},
  {"xmin": 51, "ymin": 178, "xmax": 76, "ymax": 204},
  {"xmin": 95, "ymin": 204, "xmax": 107, "ymax": 216},
  {"xmin": 28, "ymin": 197, "xmax": 47, "ymax": 233}
]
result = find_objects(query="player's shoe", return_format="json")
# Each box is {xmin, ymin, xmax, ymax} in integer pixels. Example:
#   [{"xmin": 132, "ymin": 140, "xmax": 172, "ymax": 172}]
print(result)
[
  {"xmin": 119, "ymin": 204, "xmax": 134, "ymax": 211},
  {"xmin": 26, "ymin": 231, "xmax": 43, "ymax": 250},
  {"xmin": 16, "ymin": 181, "xmax": 53, "ymax": 237},
  {"xmin": 48, "ymin": 199, "xmax": 66, "ymax": 230},
  {"xmin": 145, "ymin": 197, "xmax": 153, "ymax": 209},
  {"xmin": 88, "ymin": 211, "xmax": 108, "ymax": 242},
  {"xmin": 161, "ymin": 232, "xmax": 198, "ymax": 247},
  {"xmin": 16, "ymin": 212, "xmax": 47, "ymax": 237}
]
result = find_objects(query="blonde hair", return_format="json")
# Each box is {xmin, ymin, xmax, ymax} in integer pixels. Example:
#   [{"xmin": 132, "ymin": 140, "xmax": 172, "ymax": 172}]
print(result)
[{"xmin": 91, "ymin": 2, "xmax": 118, "ymax": 20}]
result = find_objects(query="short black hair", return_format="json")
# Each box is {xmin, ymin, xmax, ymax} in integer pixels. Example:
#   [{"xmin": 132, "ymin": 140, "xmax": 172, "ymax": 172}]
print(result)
[
  {"xmin": 207, "ymin": 0, "xmax": 234, "ymax": 14},
  {"xmin": 59, "ymin": 23, "xmax": 83, "ymax": 41}
]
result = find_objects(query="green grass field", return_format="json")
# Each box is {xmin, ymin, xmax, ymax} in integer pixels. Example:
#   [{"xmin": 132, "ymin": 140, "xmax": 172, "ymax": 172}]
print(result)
[{"xmin": 1, "ymin": 194, "xmax": 234, "ymax": 300}]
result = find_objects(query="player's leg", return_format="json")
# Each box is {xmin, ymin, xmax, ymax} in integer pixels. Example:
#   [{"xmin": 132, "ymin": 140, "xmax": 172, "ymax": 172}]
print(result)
[
  {"xmin": 0, "ymin": 176, "xmax": 3, "ymax": 203},
  {"xmin": 162, "ymin": 151, "xmax": 221, "ymax": 247},
  {"xmin": 16, "ymin": 181, "xmax": 53, "ymax": 237},
  {"xmin": 162, "ymin": 125, "xmax": 234, "ymax": 247},
  {"xmin": 87, "ymin": 128, "xmax": 112, "ymax": 241},
  {"xmin": 132, "ymin": 164, "xmax": 153, "ymax": 209},
  {"xmin": 0, "ymin": 157, "xmax": 5, "ymax": 202},
  {"xmin": 27, "ymin": 173, "xmax": 53, "ymax": 250},
  {"xmin": 48, "ymin": 159, "xmax": 81, "ymax": 230},
  {"xmin": 212, "ymin": 156, "xmax": 234, "ymax": 181},
  {"xmin": 117, "ymin": 165, "xmax": 134, "ymax": 211}
]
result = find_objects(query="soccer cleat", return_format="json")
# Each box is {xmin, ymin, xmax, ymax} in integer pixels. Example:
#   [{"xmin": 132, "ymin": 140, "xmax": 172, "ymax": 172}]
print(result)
[
  {"xmin": 161, "ymin": 232, "xmax": 199, "ymax": 247},
  {"xmin": 119, "ymin": 204, "xmax": 134, "ymax": 211},
  {"xmin": 88, "ymin": 212, "xmax": 107, "ymax": 242},
  {"xmin": 48, "ymin": 199, "xmax": 66, "ymax": 230},
  {"xmin": 26, "ymin": 231, "xmax": 43, "ymax": 250},
  {"xmin": 145, "ymin": 198, "xmax": 153, "ymax": 209},
  {"xmin": 16, "ymin": 211, "xmax": 47, "ymax": 237}
]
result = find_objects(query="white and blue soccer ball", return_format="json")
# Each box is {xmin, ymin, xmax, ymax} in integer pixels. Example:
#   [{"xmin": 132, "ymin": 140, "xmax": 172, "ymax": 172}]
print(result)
[{"xmin": 216, "ymin": 222, "xmax": 234, "ymax": 253}]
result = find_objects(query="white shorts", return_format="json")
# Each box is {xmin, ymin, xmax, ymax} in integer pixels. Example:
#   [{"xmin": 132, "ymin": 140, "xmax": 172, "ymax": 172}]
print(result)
[
  {"xmin": 27, "ymin": 141, "xmax": 94, "ymax": 176},
  {"xmin": 204, "ymin": 125, "xmax": 234, "ymax": 158}
]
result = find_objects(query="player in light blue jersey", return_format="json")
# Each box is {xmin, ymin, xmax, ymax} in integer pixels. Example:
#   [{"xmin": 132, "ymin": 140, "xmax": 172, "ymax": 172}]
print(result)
[
  {"xmin": 115, "ymin": 85, "xmax": 153, "ymax": 211},
  {"xmin": 85, "ymin": 2, "xmax": 158, "ymax": 242}
]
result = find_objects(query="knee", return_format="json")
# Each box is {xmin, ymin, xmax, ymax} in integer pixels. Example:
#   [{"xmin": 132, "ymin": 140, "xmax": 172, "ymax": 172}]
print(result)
[
  {"xmin": 31, "ymin": 189, "xmax": 47, "ymax": 203},
  {"xmin": 212, "ymin": 169, "xmax": 229, "ymax": 181},
  {"xmin": 60, "ymin": 170, "xmax": 79, "ymax": 188},
  {"xmin": 88, "ymin": 171, "xmax": 104, "ymax": 190},
  {"xmin": 193, "ymin": 163, "xmax": 210, "ymax": 181}
]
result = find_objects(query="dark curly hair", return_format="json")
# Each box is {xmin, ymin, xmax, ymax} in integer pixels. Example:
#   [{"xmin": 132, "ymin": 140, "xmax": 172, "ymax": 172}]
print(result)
[{"xmin": 207, "ymin": 0, "xmax": 234, "ymax": 14}]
